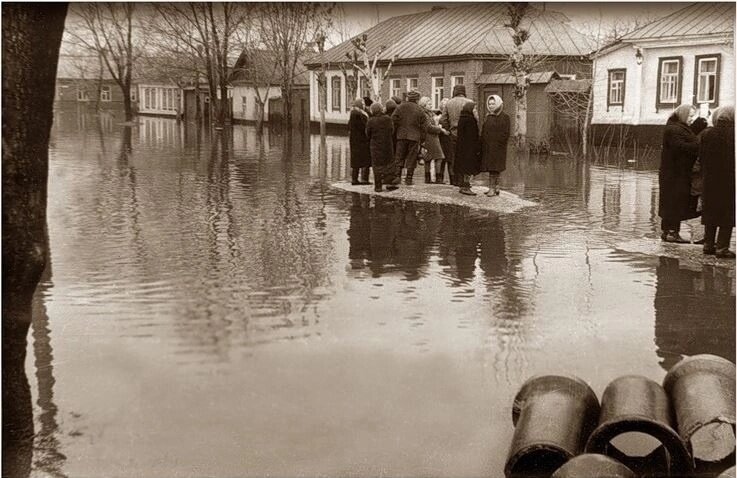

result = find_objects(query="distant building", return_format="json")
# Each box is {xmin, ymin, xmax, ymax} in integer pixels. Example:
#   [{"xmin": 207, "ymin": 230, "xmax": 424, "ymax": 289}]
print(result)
[
  {"xmin": 55, "ymin": 54, "xmax": 127, "ymax": 106},
  {"xmin": 304, "ymin": 3, "xmax": 594, "ymax": 143},
  {"xmin": 230, "ymin": 49, "xmax": 310, "ymax": 126},
  {"xmin": 591, "ymin": 3, "xmax": 735, "ymax": 145}
]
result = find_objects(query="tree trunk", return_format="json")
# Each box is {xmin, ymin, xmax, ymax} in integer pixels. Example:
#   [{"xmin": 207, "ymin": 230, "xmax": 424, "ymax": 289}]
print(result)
[
  {"xmin": 122, "ymin": 83, "xmax": 133, "ymax": 122},
  {"xmin": 2, "ymin": 4, "xmax": 67, "ymax": 477},
  {"xmin": 515, "ymin": 91, "xmax": 527, "ymax": 150},
  {"xmin": 318, "ymin": 75, "xmax": 326, "ymax": 136},
  {"xmin": 582, "ymin": 87, "xmax": 592, "ymax": 157}
]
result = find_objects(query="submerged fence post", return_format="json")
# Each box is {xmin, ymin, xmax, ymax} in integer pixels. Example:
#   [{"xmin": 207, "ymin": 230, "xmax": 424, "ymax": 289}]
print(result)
[{"xmin": 505, "ymin": 375, "xmax": 600, "ymax": 478}]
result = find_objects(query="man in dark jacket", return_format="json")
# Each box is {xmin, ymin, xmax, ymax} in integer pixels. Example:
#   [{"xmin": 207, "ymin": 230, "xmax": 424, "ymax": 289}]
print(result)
[
  {"xmin": 391, "ymin": 90, "xmax": 426, "ymax": 185},
  {"xmin": 699, "ymin": 106, "xmax": 735, "ymax": 257},
  {"xmin": 659, "ymin": 104, "xmax": 699, "ymax": 243}
]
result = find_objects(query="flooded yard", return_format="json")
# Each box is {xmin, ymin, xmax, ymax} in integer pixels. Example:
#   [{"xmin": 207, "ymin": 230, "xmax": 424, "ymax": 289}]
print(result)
[{"xmin": 27, "ymin": 110, "xmax": 734, "ymax": 477}]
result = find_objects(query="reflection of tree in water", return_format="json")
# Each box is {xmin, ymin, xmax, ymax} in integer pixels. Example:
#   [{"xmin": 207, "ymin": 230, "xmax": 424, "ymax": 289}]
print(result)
[
  {"xmin": 654, "ymin": 257, "xmax": 735, "ymax": 371},
  {"xmin": 31, "ymin": 259, "xmax": 67, "ymax": 478}
]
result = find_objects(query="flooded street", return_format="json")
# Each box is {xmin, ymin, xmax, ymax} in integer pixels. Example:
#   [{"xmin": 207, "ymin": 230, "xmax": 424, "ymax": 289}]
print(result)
[{"xmin": 28, "ymin": 110, "xmax": 734, "ymax": 477}]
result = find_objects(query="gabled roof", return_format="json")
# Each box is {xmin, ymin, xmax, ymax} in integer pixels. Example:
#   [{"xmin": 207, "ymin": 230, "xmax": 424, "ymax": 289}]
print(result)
[
  {"xmin": 56, "ymin": 55, "xmax": 114, "ymax": 80},
  {"xmin": 476, "ymin": 71, "xmax": 560, "ymax": 85},
  {"xmin": 544, "ymin": 78, "xmax": 592, "ymax": 94},
  {"xmin": 231, "ymin": 49, "xmax": 311, "ymax": 86},
  {"xmin": 305, "ymin": 4, "xmax": 595, "ymax": 67},
  {"xmin": 621, "ymin": 2, "xmax": 734, "ymax": 41}
]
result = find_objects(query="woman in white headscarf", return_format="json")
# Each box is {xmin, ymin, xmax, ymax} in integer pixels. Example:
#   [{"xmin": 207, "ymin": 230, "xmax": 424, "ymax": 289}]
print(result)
[
  {"xmin": 480, "ymin": 94, "xmax": 511, "ymax": 196},
  {"xmin": 659, "ymin": 103, "xmax": 699, "ymax": 242}
]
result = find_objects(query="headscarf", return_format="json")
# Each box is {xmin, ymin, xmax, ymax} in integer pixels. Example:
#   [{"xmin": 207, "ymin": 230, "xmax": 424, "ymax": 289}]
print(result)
[
  {"xmin": 391, "ymin": 95, "xmax": 403, "ymax": 105},
  {"xmin": 713, "ymin": 106, "xmax": 734, "ymax": 126},
  {"xmin": 418, "ymin": 96, "xmax": 432, "ymax": 111},
  {"xmin": 674, "ymin": 103, "xmax": 696, "ymax": 124},
  {"xmin": 385, "ymin": 99, "xmax": 397, "ymax": 115},
  {"xmin": 486, "ymin": 94, "xmax": 503, "ymax": 116},
  {"xmin": 440, "ymin": 97, "xmax": 450, "ymax": 111},
  {"xmin": 351, "ymin": 98, "xmax": 364, "ymax": 109},
  {"xmin": 363, "ymin": 96, "xmax": 373, "ymax": 108},
  {"xmin": 369, "ymin": 102, "xmax": 383, "ymax": 116}
]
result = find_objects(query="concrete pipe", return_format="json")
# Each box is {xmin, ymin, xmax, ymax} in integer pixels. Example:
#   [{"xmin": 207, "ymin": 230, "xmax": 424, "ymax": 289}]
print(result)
[
  {"xmin": 505, "ymin": 375, "xmax": 600, "ymax": 478},
  {"xmin": 586, "ymin": 375, "xmax": 693, "ymax": 477},
  {"xmin": 551, "ymin": 453, "xmax": 636, "ymax": 478},
  {"xmin": 663, "ymin": 354, "xmax": 736, "ymax": 464},
  {"xmin": 718, "ymin": 465, "xmax": 736, "ymax": 478}
]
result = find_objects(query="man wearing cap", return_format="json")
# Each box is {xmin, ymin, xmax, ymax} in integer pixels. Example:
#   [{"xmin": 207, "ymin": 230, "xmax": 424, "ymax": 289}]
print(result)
[
  {"xmin": 391, "ymin": 90, "xmax": 427, "ymax": 185},
  {"xmin": 441, "ymin": 84, "xmax": 476, "ymax": 186}
]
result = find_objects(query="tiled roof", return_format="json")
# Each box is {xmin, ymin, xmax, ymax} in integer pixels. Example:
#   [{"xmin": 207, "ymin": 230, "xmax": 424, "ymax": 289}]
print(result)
[
  {"xmin": 622, "ymin": 2, "xmax": 734, "ymax": 41},
  {"xmin": 476, "ymin": 71, "xmax": 560, "ymax": 85},
  {"xmin": 306, "ymin": 4, "xmax": 595, "ymax": 67}
]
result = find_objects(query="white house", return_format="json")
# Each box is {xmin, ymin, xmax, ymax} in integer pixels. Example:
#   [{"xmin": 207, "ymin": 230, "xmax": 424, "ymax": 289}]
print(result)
[
  {"xmin": 592, "ymin": 3, "xmax": 734, "ymax": 132},
  {"xmin": 137, "ymin": 83, "xmax": 181, "ymax": 117}
]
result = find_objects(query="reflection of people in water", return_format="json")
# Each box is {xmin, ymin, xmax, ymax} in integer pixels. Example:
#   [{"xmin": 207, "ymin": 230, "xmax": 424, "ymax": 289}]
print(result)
[
  {"xmin": 654, "ymin": 256, "xmax": 735, "ymax": 371},
  {"xmin": 347, "ymin": 193, "xmax": 371, "ymax": 269}
]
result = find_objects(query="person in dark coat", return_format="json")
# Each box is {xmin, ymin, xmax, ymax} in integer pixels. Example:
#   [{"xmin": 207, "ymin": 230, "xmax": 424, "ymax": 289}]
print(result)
[
  {"xmin": 699, "ymin": 106, "xmax": 735, "ymax": 257},
  {"xmin": 437, "ymin": 98, "xmax": 452, "ymax": 184},
  {"xmin": 384, "ymin": 99, "xmax": 398, "ymax": 154},
  {"xmin": 418, "ymin": 96, "xmax": 447, "ymax": 183},
  {"xmin": 441, "ymin": 85, "xmax": 476, "ymax": 186},
  {"xmin": 363, "ymin": 96, "xmax": 373, "ymax": 111},
  {"xmin": 366, "ymin": 102, "xmax": 398, "ymax": 192},
  {"xmin": 391, "ymin": 90, "xmax": 427, "ymax": 185},
  {"xmin": 480, "ymin": 94, "xmax": 511, "ymax": 197},
  {"xmin": 348, "ymin": 98, "xmax": 371, "ymax": 185},
  {"xmin": 454, "ymin": 101, "xmax": 481, "ymax": 196},
  {"xmin": 658, "ymin": 103, "xmax": 699, "ymax": 243}
]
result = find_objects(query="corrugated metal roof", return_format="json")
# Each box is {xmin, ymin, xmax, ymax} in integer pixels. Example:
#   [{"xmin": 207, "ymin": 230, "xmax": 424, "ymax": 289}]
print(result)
[
  {"xmin": 544, "ymin": 78, "xmax": 592, "ymax": 93},
  {"xmin": 476, "ymin": 71, "xmax": 560, "ymax": 85},
  {"xmin": 622, "ymin": 2, "xmax": 734, "ymax": 40},
  {"xmin": 306, "ymin": 4, "xmax": 595, "ymax": 67}
]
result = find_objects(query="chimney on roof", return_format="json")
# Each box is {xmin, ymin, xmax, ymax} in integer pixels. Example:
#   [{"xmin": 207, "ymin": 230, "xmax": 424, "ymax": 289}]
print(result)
[{"xmin": 431, "ymin": 6, "xmax": 446, "ymax": 11}]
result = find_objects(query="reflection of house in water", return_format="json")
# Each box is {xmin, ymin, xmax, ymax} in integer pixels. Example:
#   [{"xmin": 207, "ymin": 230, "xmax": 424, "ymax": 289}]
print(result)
[
  {"xmin": 654, "ymin": 257, "xmax": 735, "ymax": 371},
  {"xmin": 309, "ymin": 134, "xmax": 350, "ymax": 181},
  {"xmin": 137, "ymin": 116, "xmax": 184, "ymax": 148}
]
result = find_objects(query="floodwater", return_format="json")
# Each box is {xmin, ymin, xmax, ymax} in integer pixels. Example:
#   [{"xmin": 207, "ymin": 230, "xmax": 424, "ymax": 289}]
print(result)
[{"xmin": 24, "ymin": 108, "xmax": 734, "ymax": 477}]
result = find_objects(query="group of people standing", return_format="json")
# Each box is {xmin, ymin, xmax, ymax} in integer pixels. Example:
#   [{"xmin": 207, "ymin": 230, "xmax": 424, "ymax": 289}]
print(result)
[
  {"xmin": 348, "ymin": 84, "xmax": 511, "ymax": 197},
  {"xmin": 659, "ymin": 103, "xmax": 735, "ymax": 258}
]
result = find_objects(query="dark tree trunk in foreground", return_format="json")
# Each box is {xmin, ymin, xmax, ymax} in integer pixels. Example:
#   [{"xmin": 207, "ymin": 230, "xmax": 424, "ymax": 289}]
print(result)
[{"xmin": 2, "ymin": 4, "xmax": 67, "ymax": 477}]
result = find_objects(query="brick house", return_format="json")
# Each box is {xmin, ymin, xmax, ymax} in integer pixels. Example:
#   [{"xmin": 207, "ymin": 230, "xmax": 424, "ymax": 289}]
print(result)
[
  {"xmin": 304, "ymin": 4, "xmax": 594, "ymax": 143},
  {"xmin": 55, "ymin": 54, "xmax": 128, "ymax": 107}
]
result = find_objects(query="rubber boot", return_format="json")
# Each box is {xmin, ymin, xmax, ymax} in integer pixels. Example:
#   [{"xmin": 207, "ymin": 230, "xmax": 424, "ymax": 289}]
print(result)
[
  {"xmin": 405, "ymin": 169, "xmax": 414, "ymax": 186},
  {"xmin": 360, "ymin": 167, "xmax": 371, "ymax": 185},
  {"xmin": 424, "ymin": 161, "xmax": 432, "ymax": 184},
  {"xmin": 459, "ymin": 175, "xmax": 476, "ymax": 196},
  {"xmin": 435, "ymin": 161, "xmax": 445, "ymax": 184},
  {"xmin": 374, "ymin": 173, "xmax": 383, "ymax": 192},
  {"xmin": 351, "ymin": 168, "xmax": 360, "ymax": 185}
]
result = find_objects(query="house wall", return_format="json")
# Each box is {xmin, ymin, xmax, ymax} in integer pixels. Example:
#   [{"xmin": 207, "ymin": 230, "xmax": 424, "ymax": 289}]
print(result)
[
  {"xmin": 482, "ymin": 57, "xmax": 593, "ymax": 79},
  {"xmin": 310, "ymin": 59, "xmax": 485, "ymax": 124},
  {"xmin": 592, "ymin": 41, "xmax": 734, "ymax": 126},
  {"xmin": 138, "ymin": 84, "xmax": 181, "ymax": 117},
  {"xmin": 55, "ymin": 79, "xmax": 128, "ymax": 105},
  {"xmin": 232, "ymin": 85, "xmax": 280, "ymax": 122}
]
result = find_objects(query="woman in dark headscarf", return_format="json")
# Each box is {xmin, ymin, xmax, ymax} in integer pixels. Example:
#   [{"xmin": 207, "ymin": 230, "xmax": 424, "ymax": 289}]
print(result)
[
  {"xmin": 348, "ymin": 98, "xmax": 372, "ymax": 185},
  {"xmin": 366, "ymin": 101, "xmax": 398, "ymax": 192},
  {"xmin": 699, "ymin": 106, "xmax": 735, "ymax": 258},
  {"xmin": 659, "ymin": 103, "xmax": 699, "ymax": 243},
  {"xmin": 480, "ymin": 94, "xmax": 510, "ymax": 196},
  {"xmin": 454, "ymin": 101, "xmax": 481, "ymax": 196}
]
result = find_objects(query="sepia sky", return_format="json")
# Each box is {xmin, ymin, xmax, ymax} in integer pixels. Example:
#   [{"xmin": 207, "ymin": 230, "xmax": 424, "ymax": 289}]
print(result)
[{"xmin": 330, "ymin": 2, "xmax": 684, "ymax": 45}]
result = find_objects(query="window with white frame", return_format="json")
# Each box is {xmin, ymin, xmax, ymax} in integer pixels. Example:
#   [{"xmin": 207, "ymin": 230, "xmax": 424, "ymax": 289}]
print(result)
[
  {"xmin": 331, "ymin": 76, "xmax": 342, "ymax": 111},
  {"xmin": 432, "ymin": 77, "xmax": 444, "ymax": 109},
  {"xmin": 151, "ymin": 89, "xmax": 158, "ymax": 109},
  {"xmin": 390, "ymin": 78, "xmax": 401, "ymax": 99},
  {"xmin": 101, "ymin": 85, "xmax": 111, "ymax": 102},
  {"xmin": 359, "ymin": 76, "xmax": 371, "ymax": 100},
  {"xmin": 345, "ymin": 76, "xmax": 353, "ymax": 112},
  {"xmin": 77, "ymin": 88, "xmax": 89, "ymax": 101},
  {"xmin": 130, "ymin": 88, "xmax": 137, "ymax": 102},
  {"xmin": 607, "ymin": 69, "xmax": 625, "ymax": 107},
  {"xmin": 658, "ymin": 58, "xmax": 680, "ymax": 104},
  {"xmin": 696, "ymin": 56, "xmax": 719, "ymax": 104},
  {"xmin": 162, "ymin": 88, "xmax": 168, "ymax": 110},
  {"xmin": 407, "ymin": 77, "xmax": 418, "ymax": 92},
  {"xmin": 451, "ymin": 75, "xmax": 464, "ymax": 90},
  {"xmin": 242, "ymin": 96, "xmax": 247, "ymax": 116}
]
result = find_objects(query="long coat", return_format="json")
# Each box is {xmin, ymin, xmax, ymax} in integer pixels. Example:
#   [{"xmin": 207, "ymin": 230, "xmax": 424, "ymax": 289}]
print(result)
[
  {"xmin": 391, "ymin": 102, "xmax": 426, "ymax": 142},
  {"xmin": 348, "ymin": 109, "xmax": 371, "ymax": 169},
  {"xmin": 658, "ymin": 116, "xmax": 699, "ymax": 221},
  {"xmin": 699, "ymin": 120, "xmax": 735, "ymax": 227},
  {"xmin": 480, "ymin": 112, "xmax": 511, "ymax": 173},
  {"xmin": 422, "ymin": 111, "xmax": 445, "ymax": 161},
  {"xmin": 453, "ymin": 110, "xmax": 481, "ymax": 176},
  {"xmin": 366, "ymin": 114, "xmax": 394, "ymax": 168}
]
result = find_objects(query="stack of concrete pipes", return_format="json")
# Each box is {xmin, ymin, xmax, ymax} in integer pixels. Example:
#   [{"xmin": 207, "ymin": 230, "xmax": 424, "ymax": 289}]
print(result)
[{"xmin": 504, "ymin": 354, "xmax": 735, "ymax": 478}]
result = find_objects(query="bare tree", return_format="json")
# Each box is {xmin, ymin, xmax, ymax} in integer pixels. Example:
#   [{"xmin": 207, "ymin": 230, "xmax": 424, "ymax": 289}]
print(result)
[
  {"xmin": 68, "ymin": 3, "xmax": 139, "ymax": 121},
  {"xmin": 315, "ymin": 32, "xmax": 329, "ymax": 136},
  {"xmin": 258, "ymin": 3, "xmax": 333, "ymax": 126},
  {"xmin": 346, "ymin": 34, "xmax": 397, "ymax": 103}
]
